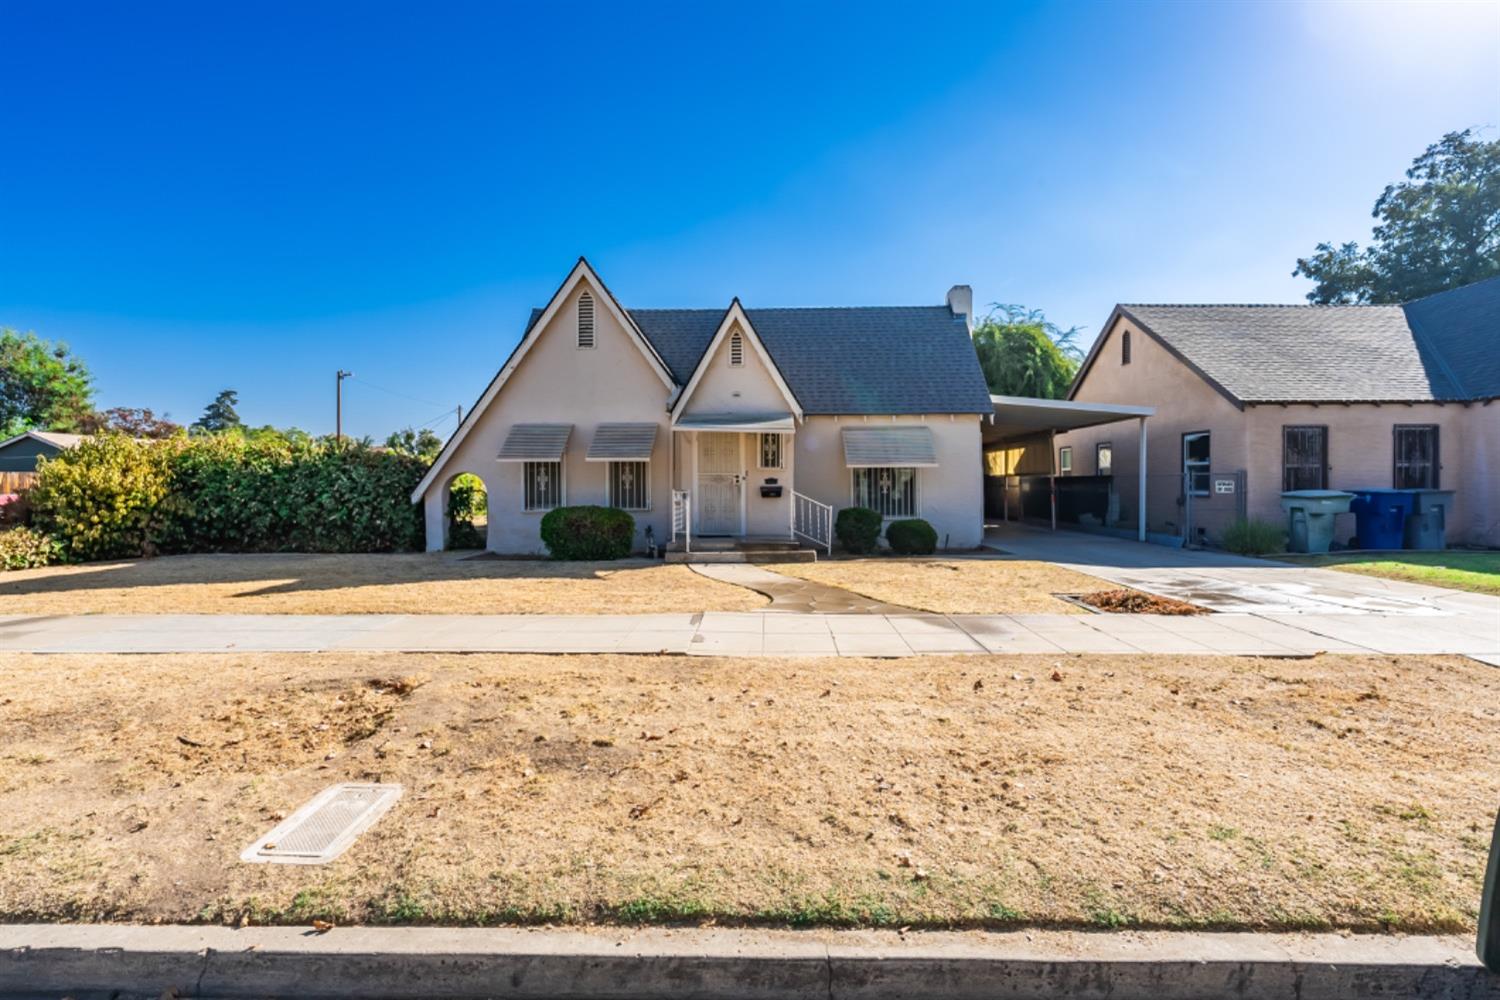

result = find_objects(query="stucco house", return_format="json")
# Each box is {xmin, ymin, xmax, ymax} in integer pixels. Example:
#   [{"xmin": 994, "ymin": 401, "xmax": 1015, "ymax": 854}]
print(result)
[
  {"xmin": 1055, "ymin": 276, "xmax": 1500, "ymax": 548},
  {"xmin": 412, "ymin": 259, "xmax": 993, "ymax": 555}
]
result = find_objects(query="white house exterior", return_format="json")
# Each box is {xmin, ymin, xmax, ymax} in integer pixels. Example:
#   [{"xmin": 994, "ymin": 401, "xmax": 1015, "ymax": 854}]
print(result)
[{"xmin": 411, "ymin": 258, "xmax": 993, "ymax": 555}]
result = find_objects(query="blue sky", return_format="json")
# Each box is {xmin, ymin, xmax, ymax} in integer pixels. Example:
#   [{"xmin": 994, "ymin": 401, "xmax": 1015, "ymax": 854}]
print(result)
[{"xmin": 2, "ymin": 1, "xmax": 1497, "ymax": 439}]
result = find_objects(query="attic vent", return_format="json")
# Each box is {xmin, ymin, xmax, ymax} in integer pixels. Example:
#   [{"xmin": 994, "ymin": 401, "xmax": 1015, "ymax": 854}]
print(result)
[
  {"xmin": 729, "ymin": 330, "xmax": 744, "ymax": 367},
  {"xmin": 578, "ymin": 292, "xmax": 595, "ymax": 349},
  {"xmin": 1121, "ymin": 330, "xmax": 1131, "ymax": 365}
]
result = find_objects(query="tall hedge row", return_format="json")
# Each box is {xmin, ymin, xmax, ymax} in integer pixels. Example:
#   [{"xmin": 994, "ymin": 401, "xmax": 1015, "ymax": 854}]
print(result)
[{"xmin": 29, "ymin": 433, "xmax": 426, "ymax": 561}]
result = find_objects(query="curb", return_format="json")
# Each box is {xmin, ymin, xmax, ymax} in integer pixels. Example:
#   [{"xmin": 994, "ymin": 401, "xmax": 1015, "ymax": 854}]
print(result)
[{"xmin": 1, "ymin": 924, "xmax": 1495, "ymax": 999}]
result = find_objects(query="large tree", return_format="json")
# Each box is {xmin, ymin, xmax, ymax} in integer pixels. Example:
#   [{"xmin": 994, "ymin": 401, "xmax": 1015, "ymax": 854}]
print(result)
[
  {"xmin": 385, "ymin": 426, "xmax": 444, "ymax": 462},
  {"xmin": 0, "ymin": 329, "xmax": 94, "ymax": 438},
  {"xmin": 1294, "ymin": 129, "xmax": 1500, "ymax": 303},
  {"xmin": 971, "ymin": 305, "xmax": 1082, "ymax": 400},
  {"xmin": 77, "ymin": 407, "xmax": 182, "ymax": 439},
  {"xmin": 191, "ymin": 389, "xmax": 242, "ymax": 433}
]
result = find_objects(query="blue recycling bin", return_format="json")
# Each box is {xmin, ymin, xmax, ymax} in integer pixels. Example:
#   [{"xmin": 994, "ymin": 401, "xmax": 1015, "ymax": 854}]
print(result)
[{"xmin": 1346, "ymin": 489, "xmax": 1417, "ymax": 550}]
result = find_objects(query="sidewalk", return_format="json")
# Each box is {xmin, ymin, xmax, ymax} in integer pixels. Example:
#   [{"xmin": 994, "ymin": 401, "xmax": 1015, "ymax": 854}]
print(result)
[
  {"xmin": 3, "ymin": 607, "xmax": 1496, "ymax": 658},
  {"xmin": 2, "ymin": 924, "xmax": 1492, "ymax": 999}
]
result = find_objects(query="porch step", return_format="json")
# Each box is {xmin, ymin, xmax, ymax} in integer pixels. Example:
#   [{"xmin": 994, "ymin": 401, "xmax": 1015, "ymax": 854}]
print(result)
[{"xmin": 665, "ymin": 536, "xmax": 819, "ymax": 564}]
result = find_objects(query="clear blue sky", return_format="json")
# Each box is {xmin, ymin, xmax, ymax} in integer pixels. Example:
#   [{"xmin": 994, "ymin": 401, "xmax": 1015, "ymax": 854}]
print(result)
[{"xmin": 3, "ymin": 1, "xmax": 1497, "ymax": 439}]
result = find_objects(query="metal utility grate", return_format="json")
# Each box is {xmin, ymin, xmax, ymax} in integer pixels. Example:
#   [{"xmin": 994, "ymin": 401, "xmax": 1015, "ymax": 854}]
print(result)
[{"xmin": 241, "ymin": 783, "xmax": 402, "ymax": 865}]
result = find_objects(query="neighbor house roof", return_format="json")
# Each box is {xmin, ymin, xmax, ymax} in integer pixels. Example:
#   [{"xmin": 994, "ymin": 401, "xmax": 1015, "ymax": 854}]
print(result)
[
  {"xmin": 525, "ymin": 304, "xmax": 992, "ymax": 415},
  {"xmin": 0, "ymin": 431, "xmax": 87, "ymax": 451},
  {"xmin": 1069, "ymin": 276, "xmax": 1500, "ymax": 406}
]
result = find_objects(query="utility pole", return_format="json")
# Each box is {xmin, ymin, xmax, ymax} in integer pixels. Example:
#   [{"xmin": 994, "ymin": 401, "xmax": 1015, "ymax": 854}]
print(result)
[
  {"xmin": 336, "ymin": 370, "xmax": 353, "ymax": 441},
  {"xmin": 457, "ymin": 404, "xmax": 463, "ymax": 425}
]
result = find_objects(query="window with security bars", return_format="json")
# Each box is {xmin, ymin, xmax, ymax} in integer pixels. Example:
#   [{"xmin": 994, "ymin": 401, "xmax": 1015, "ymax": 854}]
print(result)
[
  {"xmin": 758, "ymin": 433, "xmax": 782, "ymax": 469},
  {"xmin": 729, "ymin": 331, "xmax": 744, "ymax": 366},
  {"xmin": 577, "ymin": 292, "xmax": 595, "ymax": 348},
  {"xmin": 1393, "ymin": 425, "xmax": 1439, "ymax": 488},
  {"xmin": 1183, "ymin": 431, "xmax": 1211, "ymax": 496},
  {"xmin": 523, "ymin": 461, "xmax": 563, "ymax": 511},
  {"xmin": 608, "ymin": 461, "xmax": 649, "ymax": 510},
  {"xmin": 1282, "ymin": 426, "xmax": 1328, "ymax": 490},
  {"xmin": 851, "ymin": 467, "xmax": 917, "ymax": 518}
]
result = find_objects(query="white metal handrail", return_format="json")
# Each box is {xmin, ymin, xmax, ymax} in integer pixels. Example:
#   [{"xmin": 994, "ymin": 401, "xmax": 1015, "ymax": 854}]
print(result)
[
  {"xmin": 792, "ymin": 490, "xmax": 833, "ymax": 555},
  {"xmin": 671, "ymin": 489, "xmax": 691, "ymax": 553}
]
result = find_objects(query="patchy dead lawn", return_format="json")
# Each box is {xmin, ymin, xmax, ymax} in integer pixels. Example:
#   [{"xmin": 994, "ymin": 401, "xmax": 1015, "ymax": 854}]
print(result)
[
  {"xmin": 1, "ymin": 651, "xmax": 1494, "ymax": 933},
  {"xmin": 766, "ymin": 556, "xmax": 1113, "ymax": 614},
  {"xmin": 0, "ymin": 553, "xmax": 766, "ymax": 615}
]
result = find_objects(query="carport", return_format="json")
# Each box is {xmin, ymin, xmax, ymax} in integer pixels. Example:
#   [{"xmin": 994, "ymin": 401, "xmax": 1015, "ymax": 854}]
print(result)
[{"xmin": 982, "ymin": 394, "xmax": 1155, "ymax": 540}]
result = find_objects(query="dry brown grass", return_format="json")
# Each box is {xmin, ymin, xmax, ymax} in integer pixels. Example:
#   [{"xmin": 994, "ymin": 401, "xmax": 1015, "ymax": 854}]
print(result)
[
  {"xmin": 0, "ymin": 553, "xmax": 766, "ymax": 615},
  {"xmin": 1, "ymin": 650, "xmax": 1493, "ymax": 932},
  {"xmin": 765, "ymin": 556, "xmax": 1112, "ymax": 614}
]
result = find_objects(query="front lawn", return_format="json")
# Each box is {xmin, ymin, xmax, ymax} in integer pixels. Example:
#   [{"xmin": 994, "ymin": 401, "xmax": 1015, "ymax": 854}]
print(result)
[
  {"xmin": 2, "ymin": 650, "xmax": 1493, "ymax": 932},
  {"xmin": 1278, "ymin": 550, "xmax": 1500, "ymax": 596},
  {"xmin": 766, "ymin": 556, "xmax": 1112, "ymax": 614},
  {"xmin": 0, "ymin": 552, "xmax": 767, "ymax": 615}
]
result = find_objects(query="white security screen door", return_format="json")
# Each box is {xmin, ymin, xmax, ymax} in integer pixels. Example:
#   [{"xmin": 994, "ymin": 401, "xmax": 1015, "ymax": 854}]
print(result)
[{"xmin": 696, "ymin": 433, "xmax": 741, "ymax": 535}]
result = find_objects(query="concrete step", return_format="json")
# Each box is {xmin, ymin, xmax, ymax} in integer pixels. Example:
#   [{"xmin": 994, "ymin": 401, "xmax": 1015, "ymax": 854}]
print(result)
[{"xmin": 665, "ymin": 548, "xmax": 817, "ymax": 564}]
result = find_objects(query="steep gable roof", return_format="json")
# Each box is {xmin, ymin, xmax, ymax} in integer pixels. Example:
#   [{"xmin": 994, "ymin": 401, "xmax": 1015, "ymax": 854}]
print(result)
[
  {"xmin": 631, "ymin": 306, "xmax": 990, "ymax": 414},
  {"xmin": 1070, "ymin": 276, "xmax": 1500, "ymax": 405}
]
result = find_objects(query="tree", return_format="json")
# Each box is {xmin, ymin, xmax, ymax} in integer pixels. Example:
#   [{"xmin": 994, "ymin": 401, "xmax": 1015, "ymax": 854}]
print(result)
[
  {"xmin": 971, "ymin": 305, "xmax": 1082, "ymax": 399},
  {"xmin": 77, "ymin": 407, "xmax": 182, "ymax": 439},
  {"xmin": 191, "ymin": 389, "xmax": 242, "ymax": 433},
  {"xmin": 385, "ymin": 427, "xmax": 444, "ymax": 462},
  {"xmin": 1294, "ymin": 129, "xmax": 1500, "ymax": 303},
  {"xmin": 0, "ymin": 329, "xmax": 94, "ymax": 438}
]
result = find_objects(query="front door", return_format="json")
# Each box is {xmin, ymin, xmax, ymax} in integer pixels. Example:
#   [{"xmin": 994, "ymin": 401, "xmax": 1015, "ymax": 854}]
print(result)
[{"xmin": 696, "ymin": 433, "xmax": 741, "ymax": 535}]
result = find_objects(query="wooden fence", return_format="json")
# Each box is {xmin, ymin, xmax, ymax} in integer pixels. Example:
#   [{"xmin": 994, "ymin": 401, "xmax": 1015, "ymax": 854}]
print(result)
[{"xmin": 0, "ymin": 471, "xmax": 37, "ymax": 494}]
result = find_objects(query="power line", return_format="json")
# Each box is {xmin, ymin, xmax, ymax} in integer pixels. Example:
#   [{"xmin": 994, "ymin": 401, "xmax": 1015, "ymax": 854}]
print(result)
[{"xmin": 345, "ymin": 375, "xmax": 449, "ymax": 410}]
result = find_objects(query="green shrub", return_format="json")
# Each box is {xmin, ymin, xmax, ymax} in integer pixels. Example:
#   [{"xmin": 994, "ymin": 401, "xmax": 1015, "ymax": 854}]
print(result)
[
  {"xmin": 446, "ymin": 474, "xmax": 486, "ymax": 550},
  {"xmin": 539, "ymin": 505, "xmax": 635, "ymax": 560},
  {"xmin": 885, "ymin": 518, "xmax": 938, "ymax": 555},
  {"xmin": 29, "ymin": 434, "xmax": 181, "ymax": 561},
  {"xmin": 1221, "ymin": 517, "xmax": 1284, "ymax": 556},
  {"xmin": 835, "ymin": 506, "xmax": 883, "ymax": 555},
  {"xmin": 27, "ymin": 432, "xmax": 427, "ymax": 560},
  {"xmin": 0, "ymin": 525, "xmax": 61, "ymax": 570}
]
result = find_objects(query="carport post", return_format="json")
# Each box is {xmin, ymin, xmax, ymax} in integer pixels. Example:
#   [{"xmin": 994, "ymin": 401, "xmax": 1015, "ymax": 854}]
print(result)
[{"xmin": 1137, "ymin": 416, "xmax": 1148, "ymax": 542}]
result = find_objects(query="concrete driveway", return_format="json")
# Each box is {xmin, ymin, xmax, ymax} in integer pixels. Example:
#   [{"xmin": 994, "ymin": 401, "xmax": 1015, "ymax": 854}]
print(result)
[{"xmin": 984, "ymin": 523, "xmax": 1496, "ymax": 616}]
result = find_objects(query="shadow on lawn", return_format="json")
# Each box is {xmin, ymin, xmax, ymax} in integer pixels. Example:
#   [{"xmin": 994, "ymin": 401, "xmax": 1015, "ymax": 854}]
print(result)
[{"xmin": 0, "ymin": 552, "xmax": 671, "ymax": 601}]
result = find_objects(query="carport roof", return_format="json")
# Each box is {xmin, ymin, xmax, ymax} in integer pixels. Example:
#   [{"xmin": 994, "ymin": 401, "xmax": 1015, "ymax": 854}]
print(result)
[{"xmin": 983, "ymin": 395, "xmax": 1153, "ymax": 447}]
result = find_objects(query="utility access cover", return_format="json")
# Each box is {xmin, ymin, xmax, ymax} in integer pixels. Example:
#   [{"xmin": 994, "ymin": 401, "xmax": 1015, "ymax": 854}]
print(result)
[{"xmin": 241, "ymin": 783, "xmax": 402, "ymax": 865}]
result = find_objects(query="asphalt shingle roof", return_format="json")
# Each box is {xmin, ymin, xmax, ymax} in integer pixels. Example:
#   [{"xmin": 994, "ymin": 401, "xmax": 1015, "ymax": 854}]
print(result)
[
  {"xmin": 528, "ymin": 303, "xmax": 993, "ymax": 415},
  {"xmin": 1112, "ymin": 277, "xmax": 1500, "ymax": 403}
]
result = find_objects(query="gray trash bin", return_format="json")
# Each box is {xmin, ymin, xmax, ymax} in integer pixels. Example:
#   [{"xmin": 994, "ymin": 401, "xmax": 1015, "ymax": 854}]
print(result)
[
  {"xmin": 1280, "ymin": 490, "xmax": 1355, "ymax": 554},
  {"xmin": 1407, "ymin": 490, "xmax": 1456, "ymax": 550}
]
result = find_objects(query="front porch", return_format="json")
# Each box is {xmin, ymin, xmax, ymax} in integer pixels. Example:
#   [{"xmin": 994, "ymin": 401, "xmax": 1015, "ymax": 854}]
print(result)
[{"xmin": 668, "ymin": 413, "xmax": 833, "ymax": 558}]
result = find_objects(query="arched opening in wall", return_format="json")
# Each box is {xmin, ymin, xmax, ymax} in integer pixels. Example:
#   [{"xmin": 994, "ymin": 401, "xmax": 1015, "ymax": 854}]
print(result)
[{"xmin": 445, "ymin": 473, "xmax": 489, "ymax": 550}]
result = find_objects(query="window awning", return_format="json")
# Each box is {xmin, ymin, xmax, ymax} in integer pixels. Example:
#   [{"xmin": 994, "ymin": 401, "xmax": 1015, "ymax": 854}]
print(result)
[
  {"xmin": 841, "ymin": 426, "xmax": 938, "ymax": 467},
  {"xmin": 496, "ymin": 423, "xmax": 572, "ymax": 461},
  {"xmin": 586, "ymin": 423, "xmax": 658, "ymax": 462},
  {"xmin": 673, "ymin": 412, "xmax": 795, "ymax": 433}
]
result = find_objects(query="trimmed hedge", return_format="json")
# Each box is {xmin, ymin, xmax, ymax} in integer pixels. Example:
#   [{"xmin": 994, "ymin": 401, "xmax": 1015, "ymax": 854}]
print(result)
[
  {"xmin": 28, "ymin": 432, "xmax": 427, "ymax": 561},
  {"xmin": 834, "ymin": 506, "xmax": 882, "ymax": 555},
  {"xmin": 886, "ymin": 518, "xmax": 937, "ymax": 555},
  {"xmin": 539, "ymin": 505, "xmax": 635, "ymax": 560}
]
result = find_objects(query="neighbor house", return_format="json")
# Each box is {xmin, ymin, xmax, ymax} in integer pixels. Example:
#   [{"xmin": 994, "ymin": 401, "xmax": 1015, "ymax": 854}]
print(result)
[
  {"xmin": 1055, "ymin": 276, "xmax": 1500, "ymax": 548},
  {"xmin": 0, "ymin": 431, "xmax": 86, "ymax": 489},
  {"xmin": 412, "ymin": 259, "xmax": 993, "ymax": 555}
]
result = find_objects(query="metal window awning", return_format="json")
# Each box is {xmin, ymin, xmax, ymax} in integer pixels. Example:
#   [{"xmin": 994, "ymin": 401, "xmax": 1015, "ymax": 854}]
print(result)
[
  {"xmin": 496, "ymin": 423, "xmax": 572, "ymax": 461},
  {"xmin": 586, "ymin": 423, "xmax": 658, "ymax": 462},
  {"xmin": 673, "ymin": 412, "xmax": 795, "ymax": 433},
  {"xmin": 842, "ymin": 426, "xmax": 938, "ymax": 467}
]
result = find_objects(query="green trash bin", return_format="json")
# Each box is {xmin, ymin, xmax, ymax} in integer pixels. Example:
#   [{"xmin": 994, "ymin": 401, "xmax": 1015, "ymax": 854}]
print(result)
[{"xmin": 1280, "ymin": 490, "xmax": 1355, "ymax": 554}]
